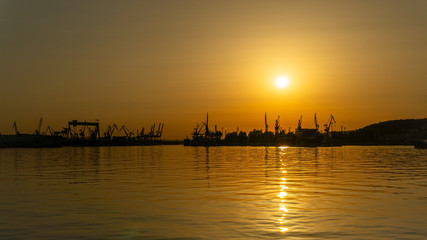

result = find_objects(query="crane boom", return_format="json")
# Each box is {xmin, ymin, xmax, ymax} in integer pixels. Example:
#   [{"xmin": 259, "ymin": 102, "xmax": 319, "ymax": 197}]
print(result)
[
  {"xmin": 35, "ymin": 117, "xmax": 43, "ymax": 135},
  {"xmin": 159, "ymin": 123, "xmax": 164, "ymax": 138},
  {"xmin": 46, "ymin": 126, "xmax": 54, "ymax": 136},
  {"xmin": 324, "ymin": 114, "xmax": 336, "ymax": 133}
]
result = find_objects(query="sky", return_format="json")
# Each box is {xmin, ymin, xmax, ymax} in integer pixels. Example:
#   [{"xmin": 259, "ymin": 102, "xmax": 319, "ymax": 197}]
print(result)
[{"xmin": 1, "ymin": 0, "xmax": 426, "ymax": 138}]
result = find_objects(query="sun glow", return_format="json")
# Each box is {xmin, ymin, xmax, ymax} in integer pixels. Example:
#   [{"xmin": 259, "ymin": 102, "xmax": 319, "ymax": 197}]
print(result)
[{"xmin": 275, "ymin": 76, "xmax": 290, "ymax": 89}]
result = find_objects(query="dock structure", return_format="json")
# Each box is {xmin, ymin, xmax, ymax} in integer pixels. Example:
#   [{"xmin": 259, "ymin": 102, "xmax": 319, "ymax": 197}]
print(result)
[
  {"xmin": 0, "ymin": 119, "xmax": 166, "ymax": 148},
  {"xmin": 63, "ymin": 120, "xmax": 165, "ymax": 146},
  {"xmin": 185, "ymin": 113, "xmax": 344, "ymax": 147},
  {"xmin": 185, "ymin": 112, "xmax": 292, "ymax": 147}
]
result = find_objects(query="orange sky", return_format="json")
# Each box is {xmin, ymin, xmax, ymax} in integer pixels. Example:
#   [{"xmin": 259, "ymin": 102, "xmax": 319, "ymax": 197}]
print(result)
[{"xmin": 1, "ymin": 1, "xmax": 426, "ymax": 138}]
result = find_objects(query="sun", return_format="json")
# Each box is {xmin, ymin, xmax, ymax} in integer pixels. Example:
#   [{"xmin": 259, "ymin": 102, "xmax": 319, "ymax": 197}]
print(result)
[{"xmin": 275, "ymin": 76, "xmax": 290, "ymax": 89}]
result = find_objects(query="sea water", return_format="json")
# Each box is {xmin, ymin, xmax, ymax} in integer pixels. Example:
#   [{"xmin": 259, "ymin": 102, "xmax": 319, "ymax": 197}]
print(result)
[{"xmin": 0, "ymin": 146, "xmax": 426, "ymax": 239}]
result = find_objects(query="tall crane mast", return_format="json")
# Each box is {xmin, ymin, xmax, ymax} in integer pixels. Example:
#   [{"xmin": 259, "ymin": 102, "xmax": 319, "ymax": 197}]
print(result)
[
  {"xmin": 265, "ymin": 112, "xmax": 268, "ymax": 133},
  {"xmin": 314, "ymin": 113, "xmax": 319, "ymax": 131},
  {"xmin": 297, "ymin": 115, "xmax": 303, "ymax": 130},
  {"xmin": 275, "ymin": 115, "xmax": 281, "ymax": 135},
  {"xmin": 204, "ymin": 113, "xmax": 209, "ymax": 137},
  {"xmin": 13, "ymin": 122, "xmax": 19, "ymax": 135}
]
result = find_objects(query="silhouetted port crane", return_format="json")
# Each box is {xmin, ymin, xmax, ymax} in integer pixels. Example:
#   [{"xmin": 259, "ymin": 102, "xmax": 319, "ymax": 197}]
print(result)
[
  {"xmin": 204, "ymin": 113, "xmax": 209, "ymax": 139},
  {"xmin": 265, "ymin": 112, "xmax": 269, "ymax": 133},
  {"xmin": 324, "ymin": 114, "xmax": 336, "ymax": 134},
  {"xmin": 139, "ymin": 128, "xmax": 145, "ymax": 138},
  {"xmin": 189, "ymin": 113, "xmax": 210, "ymax": 141},
  {"xmin": 314, "ymin": 113, "xmax": 319, "ymax": 131},
  {"xmin": 104, "ymin": 124, "xmax": 118, "ymax": 140},
  {"xmin": 297, "ymin": 115, "xmax": 303, "ymax": 130},
  {"xmin": 52, "ymin": 127, "xmax": 70, "ymax": 137},
  {"xmin": 275, "ymin": 115, "xmax": 281, "ymax": 135},
  {"xmin": 45, "ymin": 126, "xmax": 55, "ymax": 136},
  {"xmin": 67, "ymin": 128, "xmax": 79, "ymax": 138},
  {"xmin": 137, "ymin": 122, "xmax": 163, "ymax": 140},
  {"xmin": 192, "ymin": 122, "xmax": 204, "ymax": 138},
  {"xmin": 119, "ymin": 125, "xmax": 134, "ymax": 140},
  {"xmin": 13, "ymin": 122, "xmax": 20, "ymax": 135},
  {"xmin": 191, "ymin": 115, "xmax": 209, "ymax": 139},
  {"xmin": 67, "ymin": 120, "xmax": 100, "ymax": 139},
  {"xmin": 149, "ymin": 123, "xmax": 156, "ymax": 138},
  {"xmin": 186, "ymin": 113, "xmax": 223, "ymax": 146},
  {"xmin": 34, "ymin": 118, "xmax": 43, "ymax": 135},
  {"xmin": 155, "ymin": 123, "xmax": 164, "ymax": 138}
]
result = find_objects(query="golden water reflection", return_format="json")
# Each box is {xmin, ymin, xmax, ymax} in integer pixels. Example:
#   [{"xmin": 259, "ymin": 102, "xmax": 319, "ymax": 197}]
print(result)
[{"xmin": 277, "ymin": 147, "xmax": 289, "ymax": 233}]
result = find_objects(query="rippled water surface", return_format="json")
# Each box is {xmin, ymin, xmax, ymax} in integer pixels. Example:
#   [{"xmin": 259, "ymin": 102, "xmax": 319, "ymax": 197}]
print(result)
[{"xmin": 0, "ymin": 146, "xmax": 426, "ymax": 239}]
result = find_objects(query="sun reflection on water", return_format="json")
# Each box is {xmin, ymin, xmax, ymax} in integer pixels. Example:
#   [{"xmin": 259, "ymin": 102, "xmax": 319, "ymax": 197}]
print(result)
[{"xmin": 277, "ymin": 147, "xmax": 289, "ymax": 234}]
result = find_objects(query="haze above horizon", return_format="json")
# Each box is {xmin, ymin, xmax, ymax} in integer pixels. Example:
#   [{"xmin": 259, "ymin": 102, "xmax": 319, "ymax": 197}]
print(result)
[{"xmin": 1, "ymin": 0, "xmax": 426, "ymax": 138}]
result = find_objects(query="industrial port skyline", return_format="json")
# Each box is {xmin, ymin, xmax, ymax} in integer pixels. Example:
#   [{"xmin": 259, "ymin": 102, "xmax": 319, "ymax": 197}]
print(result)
[
  {"xmin": 1, "ymin": 112, "xmax": 337, "ymax": 137},
  {"xmin": 1, "ymin": 114, "xmax": 425, "ymax": 140},
  {"xmin": 1, "ymin": 1, "xmax": 426, "ymax": 139}
]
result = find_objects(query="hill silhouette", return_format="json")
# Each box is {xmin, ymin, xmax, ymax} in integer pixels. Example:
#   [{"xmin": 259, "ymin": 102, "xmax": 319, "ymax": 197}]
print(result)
[{"xmin": 340, "ymin": 118, "xmax": 427, "ymax": 145}]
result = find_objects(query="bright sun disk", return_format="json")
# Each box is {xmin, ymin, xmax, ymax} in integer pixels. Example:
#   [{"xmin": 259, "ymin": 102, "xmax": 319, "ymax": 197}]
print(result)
[{"xmin": 275, "ymin": 76, "xmax": 290, "ymax": 89}]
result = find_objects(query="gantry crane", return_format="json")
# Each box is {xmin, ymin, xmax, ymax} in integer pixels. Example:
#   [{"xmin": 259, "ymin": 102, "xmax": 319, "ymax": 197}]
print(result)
[{"xmin": 67, "ymin": 120, "xmax": 100, "ymax": 139}]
